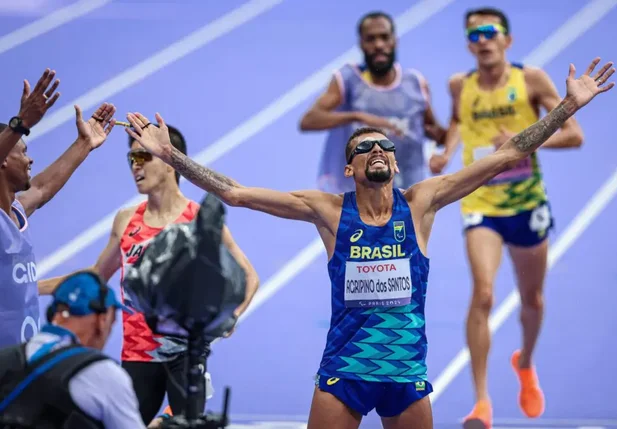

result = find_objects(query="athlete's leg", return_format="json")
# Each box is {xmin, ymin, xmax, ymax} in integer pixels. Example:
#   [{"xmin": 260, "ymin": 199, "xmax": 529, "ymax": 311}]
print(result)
[
  {"xmin": 508, "ymin": 240, "xmax": 547, "ymax": 369},
  {"xmin": 507, "ymin": 239, "xmax": 548, "ymax": 418},
  {"xmin": 463, "ymin": 225, "xmax": 503, "ymax": 427},
  {"xmin": 381, "ymin": 396, "xmax": 433, "ymax": 429},
  {"xmin": 379, "ymin": 383, "xmax": 434, "ymax": 429},
  {"xmin": 122, "ymin": 360, "xmax": 167, "ymax": 423},
  {"xmin": 307, "ymin": 387, "xmax": 362, "ymax": 429},
  {"xmin": 465, "ymin": 227, "xmax": 503, "ymax": 400}
]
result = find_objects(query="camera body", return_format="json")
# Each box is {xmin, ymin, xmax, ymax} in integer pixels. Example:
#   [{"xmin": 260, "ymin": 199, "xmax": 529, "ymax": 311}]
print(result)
[
  {"xmin": 160, "ymin": 388, "xmax": 230, "ymax": 429},
  {"xmin": 122, "ymin": 194, "xmax": 244, "ymax": 427}
]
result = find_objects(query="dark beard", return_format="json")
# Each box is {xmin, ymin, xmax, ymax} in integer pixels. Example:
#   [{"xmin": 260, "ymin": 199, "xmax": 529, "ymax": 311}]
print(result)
[
  {"xmin": 365, "ymin": 166, "xmax": 392, "ymax": 183},
  {"xmin": 364, "ymin": 51, "xmax": 396, "ymax": 77},
  {"xmin": 19, "ymin": 177, "xmax": 31, "ymax": 192}
]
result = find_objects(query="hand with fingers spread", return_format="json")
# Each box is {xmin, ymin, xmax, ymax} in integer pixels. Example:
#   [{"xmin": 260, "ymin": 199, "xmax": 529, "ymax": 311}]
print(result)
[
  {"xmin": 18, "ymin": 68, "xmax": 61, "ymax": 128},
  {"xmin": 125, "ymin": 112, "xmax": 173, "ymax": 161},
  {"xmin": 565, "ymin": 57, "xmax": 615, "ymax": 110},
  {"xmin": 75, "ymin": 102, "xmax": 117, "ymax": 150}
]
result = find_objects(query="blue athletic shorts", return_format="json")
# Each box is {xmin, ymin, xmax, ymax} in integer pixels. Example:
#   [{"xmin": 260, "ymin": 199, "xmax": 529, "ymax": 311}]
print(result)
[
  {"xmin": 316, "ymin": 375, "xmax": 433, "ymax": 417},
  {"xmin": 462, "ymin": 202, "xmax": 554, "ymax": 247}
]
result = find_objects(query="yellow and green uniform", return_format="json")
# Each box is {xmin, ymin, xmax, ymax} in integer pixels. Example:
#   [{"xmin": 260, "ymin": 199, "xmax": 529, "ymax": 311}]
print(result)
[{"xmin": 458, "ymin": 63, "xmax": 547, "ymax": 217}]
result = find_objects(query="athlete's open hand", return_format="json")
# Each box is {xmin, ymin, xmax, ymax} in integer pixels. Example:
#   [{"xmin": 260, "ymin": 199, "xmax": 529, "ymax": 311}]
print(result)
[
  {"xmin": 75, "ymin": 102, "xmax": 116, "ymax": 150},
  {"xmin": 125, "ymin": 112, "xmax": 173, "ymax": 161},
  {"xmin": 17, "ymin": 68, "xmax": 61, "ymax": 128},
  {"xmin": 566, "ymin": 58, "xmax": 615, "ymax": 110}
]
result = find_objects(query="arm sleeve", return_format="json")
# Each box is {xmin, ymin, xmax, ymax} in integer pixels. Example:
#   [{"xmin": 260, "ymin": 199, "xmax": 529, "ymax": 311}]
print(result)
[{"xmin": 69, "ymin": 359, "xmax": 147, "ymax": 429}]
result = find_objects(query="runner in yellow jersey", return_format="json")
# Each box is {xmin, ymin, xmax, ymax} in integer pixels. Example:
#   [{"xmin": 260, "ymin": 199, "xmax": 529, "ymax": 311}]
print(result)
[{"xmin": 429, "ymin": 7, "xmax": 586, "ymax": 429}]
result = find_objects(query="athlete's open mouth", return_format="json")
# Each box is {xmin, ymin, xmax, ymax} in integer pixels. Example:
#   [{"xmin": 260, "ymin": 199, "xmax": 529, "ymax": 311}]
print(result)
[
  {"xmin": 134, "ymin": 174, "xmax": 145, "ymax": 183},
  {"xmin": 369, "ymin": 157, "xmax": 387, "ymax": 167},
  {"xmin": 373, "ymin": 53, "xmax": 389, "ymax": 62}
]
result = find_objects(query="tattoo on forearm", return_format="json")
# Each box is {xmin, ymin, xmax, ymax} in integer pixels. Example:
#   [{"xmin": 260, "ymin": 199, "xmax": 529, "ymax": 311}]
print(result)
[
  {"xmin": 512, "ymin": 98, "xmax": 576, "ymax": 153},
  {"xmin": 169, "ymin": 147, "xmax": 239, "ymax": 195}
]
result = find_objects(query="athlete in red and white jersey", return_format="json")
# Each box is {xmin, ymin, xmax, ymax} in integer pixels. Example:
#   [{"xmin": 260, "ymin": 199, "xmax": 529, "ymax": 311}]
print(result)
[
  {"xmin": 39, "ymin": 124, "xmax": 260, "ymax": 424},
  {"xmin": 119, "ymin": 198, "xmax": 199, "ymax": 362}
]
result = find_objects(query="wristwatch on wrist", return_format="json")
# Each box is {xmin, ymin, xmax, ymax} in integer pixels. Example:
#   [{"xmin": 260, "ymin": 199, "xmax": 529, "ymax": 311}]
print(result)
[{"xmin": 8, "ymin": 117, "xmax": 30, "ymax": 136}]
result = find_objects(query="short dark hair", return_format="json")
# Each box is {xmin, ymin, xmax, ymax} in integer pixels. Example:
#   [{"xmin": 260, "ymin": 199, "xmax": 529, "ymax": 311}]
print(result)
[
  {"xmin": 345, "ymin": 126, "xmax": 386, "ymax": 163},
  {"xmin": 357, "ymin": 11, "xmax": 395, "ymax": 37},
  {"xmin": 128, "ymin": 124, "xmax": 187, "ymax": 184},
  {"xmin": 465, "ymin": 7, "xmax": 510, "ymax": 34}
]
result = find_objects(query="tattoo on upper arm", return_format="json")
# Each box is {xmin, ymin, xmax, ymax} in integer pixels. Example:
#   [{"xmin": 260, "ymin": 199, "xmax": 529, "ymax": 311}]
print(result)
[
  {"xmin": 170, "ymin": 148, "xmax": 239, "ymax": 195},
  {"xmin": 512, "ymin": 100, "xmax": 574, "ymax": 153}
]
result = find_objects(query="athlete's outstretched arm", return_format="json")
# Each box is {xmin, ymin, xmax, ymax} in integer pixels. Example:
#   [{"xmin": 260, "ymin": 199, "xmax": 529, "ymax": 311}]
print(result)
[
  {"xmin": 0, "ymin": 69, "xmax": 60, "ymax": 164},
  {"xmin": 18, "ymin": 103, "xmax": 116, "ymax": 217},
  {"xmin": 419, "ymin": 58, "xmax": 614, "ymax": 213},
  {"xmin": 525, "ymin": 66, "xmax": 584, "ymax": 149},
  {"xmin": 125, "ymin": 113, "xmax": 331, "ymax": 223}
]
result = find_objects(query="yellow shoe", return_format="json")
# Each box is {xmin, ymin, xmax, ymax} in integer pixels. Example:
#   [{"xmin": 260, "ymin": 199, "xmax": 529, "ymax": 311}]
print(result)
[{"xmin": 511, "ymin": 349, "xmax": 545, "ymax": 418}]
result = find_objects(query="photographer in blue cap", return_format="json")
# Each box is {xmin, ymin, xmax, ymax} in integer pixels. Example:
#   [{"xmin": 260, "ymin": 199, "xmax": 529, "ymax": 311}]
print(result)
[{"xmin": 0, "ymin": 270, "xmax": 161, "ymax": 429}]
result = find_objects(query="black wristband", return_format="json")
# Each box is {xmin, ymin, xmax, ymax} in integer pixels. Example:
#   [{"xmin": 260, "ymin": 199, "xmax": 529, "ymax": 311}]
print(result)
[{"xmin": 8, "ymin": 116, "xmax": 30, "ymax": 136}]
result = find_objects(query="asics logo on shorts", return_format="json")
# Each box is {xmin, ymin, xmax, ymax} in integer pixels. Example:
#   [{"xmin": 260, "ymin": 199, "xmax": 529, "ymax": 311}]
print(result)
[
  {"xmin": 327, "ymin": 377, "xmax": 340, "ymax": 386},
  {"xmin": 350, "ymin": 229, "xmax": 363, "ymax": 243}
]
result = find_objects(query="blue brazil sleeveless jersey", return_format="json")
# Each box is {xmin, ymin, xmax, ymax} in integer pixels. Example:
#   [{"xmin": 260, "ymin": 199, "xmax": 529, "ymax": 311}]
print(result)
[{"xmin": 318, "ymin": 189, "xmax": 430, "ymax": 383}]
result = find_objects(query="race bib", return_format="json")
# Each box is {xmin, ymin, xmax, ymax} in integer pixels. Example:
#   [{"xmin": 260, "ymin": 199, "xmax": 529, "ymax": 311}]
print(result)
[
  {"xmin": 529, "ymin": 204, "xmax": 551, "ymax": 233},
  {"xmin": 473, "ymin": 146, "xmax": 533, "ymax": 184},
  {"xmin": 344, "ymin": 258, "xmax": 412, "ymax": 308}
]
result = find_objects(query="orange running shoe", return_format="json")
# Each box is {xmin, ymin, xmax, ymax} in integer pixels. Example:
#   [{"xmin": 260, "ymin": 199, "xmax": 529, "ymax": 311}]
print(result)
[
  {"xmin": 511, "ymin": 349, "xmax": 545, "ymax": 418},
  {"xmin": 462, "ymin": 399, "xmax": 492, "ymax": 429}
]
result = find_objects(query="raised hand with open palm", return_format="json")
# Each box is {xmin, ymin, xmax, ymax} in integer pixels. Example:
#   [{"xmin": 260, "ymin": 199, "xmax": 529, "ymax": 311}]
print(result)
[
  {"xmin": 566, "ymin": 57, "xmax": 614, "ymax": 109},
  {"xmin": 74, "ymin": 102, "xmax": 117, "ymax": 150}
]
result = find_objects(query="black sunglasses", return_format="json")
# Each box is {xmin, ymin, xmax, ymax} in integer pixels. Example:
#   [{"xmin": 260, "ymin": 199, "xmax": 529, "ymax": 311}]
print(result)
[
  {"xmin": 127, "ymin": 150, "xmax": 153, "ymax": 166},
  {"xmin": 348, "ymin": 139, "xmax": 396, "ymax": 164}
]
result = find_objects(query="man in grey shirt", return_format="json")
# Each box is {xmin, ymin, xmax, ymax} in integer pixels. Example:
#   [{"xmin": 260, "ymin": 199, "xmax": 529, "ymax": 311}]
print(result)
[{"xmin": 0, "ymin": 270, "xmax": 155, "ymax": 429}]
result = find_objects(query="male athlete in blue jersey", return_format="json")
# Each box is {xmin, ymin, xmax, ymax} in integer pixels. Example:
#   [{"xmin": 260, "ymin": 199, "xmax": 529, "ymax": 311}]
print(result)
[{"xmin": 123, "ymin": 58, "xmax": 613, "ymax": 428}]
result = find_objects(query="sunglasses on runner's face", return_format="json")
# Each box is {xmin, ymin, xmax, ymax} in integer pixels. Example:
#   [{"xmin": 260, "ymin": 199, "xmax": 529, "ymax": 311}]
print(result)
[
  {"xmin": 466, "ymin": 24, "xmax": 506, "ymax": 43},
  {"xmin": 127, "ymin": 150, "xmax": 153, "ymax": 167},
  {"xmin": 348, "ymin": 139, "xmax": 396, "ymax": 164}
]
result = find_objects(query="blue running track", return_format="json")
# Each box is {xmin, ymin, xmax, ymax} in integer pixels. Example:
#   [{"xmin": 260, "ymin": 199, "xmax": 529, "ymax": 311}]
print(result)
[{"xmin": 0, "ymin": 0, "xmax": 615, "ymax": 427}]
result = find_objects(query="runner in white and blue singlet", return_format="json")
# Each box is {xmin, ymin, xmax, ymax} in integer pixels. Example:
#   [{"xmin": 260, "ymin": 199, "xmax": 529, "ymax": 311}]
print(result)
[
  {"xmin": 124, "ymin": 62, "xmax": 614, "ymax": 427},
  {"xmin": 300, "ymin": 11, "xmax": 446, "ymax": 194},
  {"xmin": 0, "ymin": 69, "xmax": 116, "ymax": 347}
]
